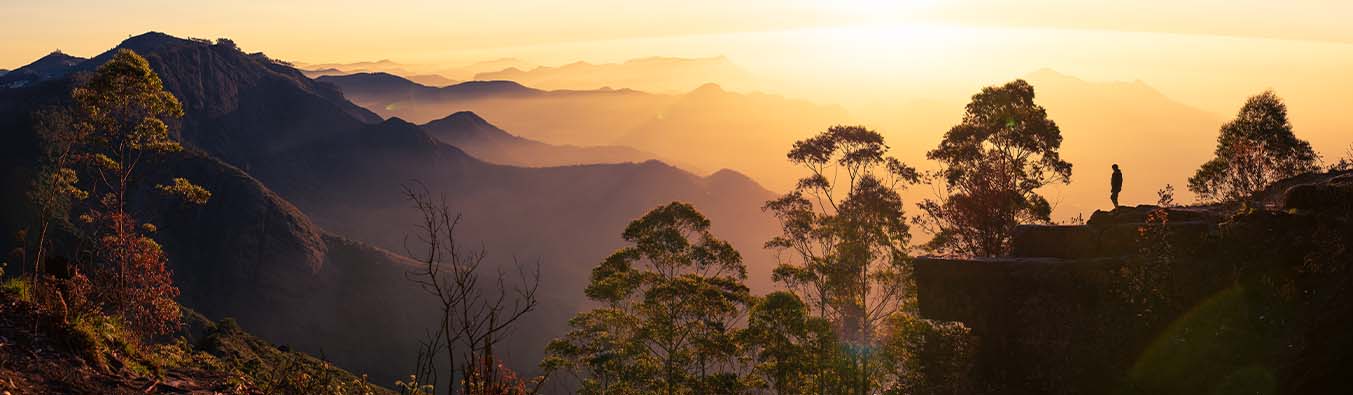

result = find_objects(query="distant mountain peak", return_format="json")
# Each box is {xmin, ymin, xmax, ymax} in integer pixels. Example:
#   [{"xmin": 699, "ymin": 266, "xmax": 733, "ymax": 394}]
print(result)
[
  {"xmin": 445, "ymin": 110, "xmax": 488, "ymax": 123},
  {"xmin": 349, "ymin": 71, "xmax": 413, "ymax": 82},
  {"xmin": 1, "ymin": 48, "xmax": 89, "ymax": 87},
  {"xmin": 1023, "ymin": 68, "xmax": 1082, "ymax": 83},
  {"xmin": 625, "ymin": 55, "xmax": 731, "ymax": 65},
  {"xmin": 459, "ymin": 80, "xmax": 526, "ymax": 88},
  {"xmin": 426, "ymin": 111, "xmax": 496, "ymax": 129},
  {"xmin": 31, "ymin": 51, "xmax": 84, "ymax": 65},
  {"xmin": 119, "ymin": 31, "xmax": 193, "ymax": 50},
  {"xmin": 421, "ymin": 111, "xmax": 516, "ymax": 142},
  {"xmin": 1021, "ymin": 68, "xmax": 1175, "ymax": 100},
  {"xmin": 707, "ymin": 168, "xmax": 754, "ymax": 183},
  {"xmin": 690, "ymin": 82, "xmax": 725, "ymax": 94},
  {"xmin": 448, "ymin": 80, "xmax": 538, "ymax": 95}
]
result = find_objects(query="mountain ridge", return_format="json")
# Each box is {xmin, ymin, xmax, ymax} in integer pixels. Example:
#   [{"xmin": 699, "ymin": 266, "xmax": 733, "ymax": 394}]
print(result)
[
  {"xmin": 420, "ymin": 111, "xmax": 663, "ymax": 167},
  {"xmin": 0, "ymin": 50, "xmax": 86, "ymax": 88}
]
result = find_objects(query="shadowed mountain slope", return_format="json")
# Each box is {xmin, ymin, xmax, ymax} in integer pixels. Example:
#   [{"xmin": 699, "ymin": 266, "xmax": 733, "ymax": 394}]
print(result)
[{"xmin": 0, "ymin": 78, "xmax": 428, "ymax": 386}]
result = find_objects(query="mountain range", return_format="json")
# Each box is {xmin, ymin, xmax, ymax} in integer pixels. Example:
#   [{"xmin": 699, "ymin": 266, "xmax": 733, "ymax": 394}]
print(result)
[
  {"xmin": 298, "ymin": 55, "xmax": 753, "ymax": 93},
  {"xmin": 319, "ymin": 73, "xmax": 848, "ymax": 190},
  {"xmin": 295, "ymin": 57, "xmax": 534, "ymax": 83},
  {"xmin": 472, "ymin": 55, "xmax": 754, "ymax": 93},
  {"xmin": 0, "ymin": 32, "xmax": 780, "ymax": 386}
]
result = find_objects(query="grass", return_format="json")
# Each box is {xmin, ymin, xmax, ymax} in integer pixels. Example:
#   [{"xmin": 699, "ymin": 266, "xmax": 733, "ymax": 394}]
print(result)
[
  {"xmin": 1, "ymin": 277, "xmax": 31, "ymax": 302},
  {"xmin": 0, "ymin": 275, "xmax": 387, "ymax": 394}
]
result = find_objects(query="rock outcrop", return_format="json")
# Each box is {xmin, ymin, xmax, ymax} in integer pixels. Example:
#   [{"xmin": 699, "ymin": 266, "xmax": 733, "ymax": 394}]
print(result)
[{"xmin": 915, "ymin": 170, "xmax": 1353, "ymax": 394}]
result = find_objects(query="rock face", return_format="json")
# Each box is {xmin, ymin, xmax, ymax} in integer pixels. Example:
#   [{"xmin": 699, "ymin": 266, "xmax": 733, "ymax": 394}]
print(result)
[
  {"xmin": 1011, "ymin": 206, "xmax": 1219, "ymax": 259},
  {"xmin": 915, "ymin": 171, "xmax": 1353, "ymax": 394},
  {"xmin": 916, "ymin": 256, "xmax": 1130, "ymax": 393}
]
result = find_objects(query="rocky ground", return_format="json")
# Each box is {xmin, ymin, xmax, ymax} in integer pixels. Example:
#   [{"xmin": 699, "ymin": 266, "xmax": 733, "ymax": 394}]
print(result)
[{"xmin": 0, "ymin": 283, "xmax": 388, "ymax": 394}]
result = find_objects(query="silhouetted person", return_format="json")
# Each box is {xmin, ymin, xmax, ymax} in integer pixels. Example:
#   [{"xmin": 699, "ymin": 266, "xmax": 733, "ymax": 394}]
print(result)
[{"xmin": 1111, "ymin": 164, "xmax": 1123, "ymax": 208}]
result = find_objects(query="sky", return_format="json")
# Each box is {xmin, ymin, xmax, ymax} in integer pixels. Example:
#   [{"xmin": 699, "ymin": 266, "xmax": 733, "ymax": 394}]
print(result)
[{"xmin": 5, "ymin": 0, "xmax": 1353, "ymax": 68}]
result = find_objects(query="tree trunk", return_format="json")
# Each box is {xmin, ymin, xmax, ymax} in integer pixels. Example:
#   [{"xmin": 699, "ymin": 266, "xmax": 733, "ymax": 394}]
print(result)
[{"xmin": 32, "ymin": 220, "xmax": 49, "ymax": 281}]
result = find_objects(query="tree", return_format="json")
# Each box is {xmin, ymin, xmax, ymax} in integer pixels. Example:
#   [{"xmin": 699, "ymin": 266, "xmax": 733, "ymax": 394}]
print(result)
[
  {"xmin": 878, "ymin": 314, "xmax": 976, "ymax": 395},
  {"xmin": 740, "ymin": 291, "xmax": 834, "ymax": 395},
  {"xmin": 764, "ymin": 125, "xmax": 919, "ymax": 394},
  {"xmin": 545, "ymin": 202, "xmax": 751, "ymax": 395},
  {"xmin": 916, "ymin": 79, "xmax": 1072, "ymax": 257},
  {"xmin": 1188, "ymin": 91, "xmax": 1320, "ymax": 203},
  {"xmin": 1329, "ymin": 144, "xmax": 1353, "ymax": 172},
  {"xmin": 35, "ymin": 49, "xmax": 209, "ymax": 336},
  {"xmin": 402, "ymin": 183, "xmax": 544, "ymax": 395},
  {"xmin": 27, "ymin": 108, "xmax": 87, "ymax": 282}
]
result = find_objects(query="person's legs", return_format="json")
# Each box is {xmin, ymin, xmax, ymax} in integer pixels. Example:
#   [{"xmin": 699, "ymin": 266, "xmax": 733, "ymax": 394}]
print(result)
[{"xmin": 1111, "ymin": 191, "xmax": 1120, "ymax": 207}]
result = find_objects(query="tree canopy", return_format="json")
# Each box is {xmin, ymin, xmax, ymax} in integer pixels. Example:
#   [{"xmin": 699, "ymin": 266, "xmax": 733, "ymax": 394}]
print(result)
[
  {"xmin": 1188, "ymin": 91, "xmax": 1319, "ymax": 203},
  {"xmin": 764, "ymin": 125, "xmax": 919, "ymax": 394},
  {"xmin": 916, "ymin": 79, "xmax": 1071, "ymax": 257},
  {"xmin": 546, "ymin": 202, "xmax": 751, "ymax": 395}
]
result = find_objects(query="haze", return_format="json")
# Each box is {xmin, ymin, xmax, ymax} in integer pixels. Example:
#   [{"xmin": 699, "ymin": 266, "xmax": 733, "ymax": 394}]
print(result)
[{"xmin": 8, "ymin": 0, "xmax": 1352, "ymax": 219}]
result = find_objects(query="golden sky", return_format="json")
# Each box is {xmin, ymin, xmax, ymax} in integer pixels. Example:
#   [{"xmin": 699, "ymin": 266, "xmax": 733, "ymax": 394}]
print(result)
[{"xmin": 5, "ymin": 0, "xmax": 1352, "ymax": 68}]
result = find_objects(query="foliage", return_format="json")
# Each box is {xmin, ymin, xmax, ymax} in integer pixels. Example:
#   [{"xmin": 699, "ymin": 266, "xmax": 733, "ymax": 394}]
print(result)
[
  {"xmin": 763, "ymin": 125, "xmax": 920, "ymax": 392},
  {"xmin": 764, "ymin": 125, "xmax": 920, "ymax": 393},
  {"xmin": 88, "ymin": 209, "xmax": 182, "ymax": 336},
  {"xmin": 28, "ymin": 48, "xmax": 209, "ymax": 339},
  {"xmin": 26, "ymin": 107, "xmax": 87, "ymax": 282},
  {"xmin": 157, "ymin": 177, "xmax": 212, "ymax": 204},
  {"xmin": 1117, "ymin": 185, "xmax": 1180, "ymax": 319},
  {"xmin": 915, "ymin": 79, "xmax": 1072, "ymax": 257},
  {"xmin": 1328, "ymin": 143, "xmax": 1353, "ymax": 172},
  {"xmin": 2, "ymin": 275, "xmax": 32, "ymax": 304},
  {"xmin": 215, "ymin": 38, "xmax": 239, "ymax": 50},
  {"xmin": 546, "ymin": 202, "xmax": 751, "ymax": 395},
  {"xmin": 879, "ymin": 313, "xmax": 976, "ymax": 395},
  {"xmin": 740, "ymin": 291, "xmax": 834, "ymax": 395},
  {"xmin": 396, "ymin": 374, "xmax": 437, "ymax": 395},
  {"xmin": 196, "ymin": 317, "xmax": 389, "ymax": 394},
  {"xmin": 1188, "ymin": 91, "xmax": 1319, "ymax": 204}
]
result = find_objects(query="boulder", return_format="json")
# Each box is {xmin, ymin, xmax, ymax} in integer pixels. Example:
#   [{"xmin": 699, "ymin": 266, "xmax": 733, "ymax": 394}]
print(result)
[
  {"xmin": 1283, "ymin": 181, "xmax": 1353, "ymax": 213},
  {"xmin": 1012, "ymin": 225, "xmax": 1098, "ymax": 258},
  {"xmin": 1088, "ymin": 205, "xmax": 1215, "ymax": 226}
]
